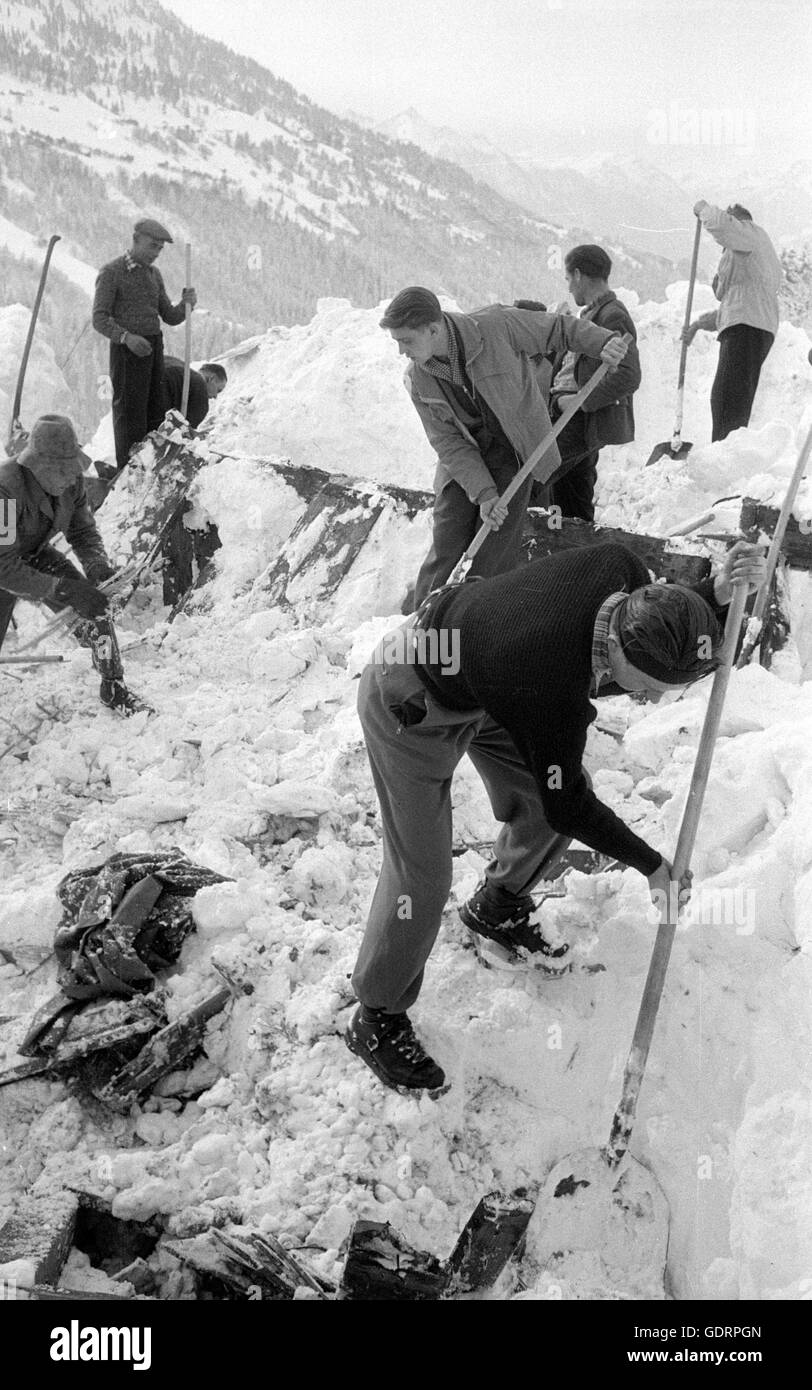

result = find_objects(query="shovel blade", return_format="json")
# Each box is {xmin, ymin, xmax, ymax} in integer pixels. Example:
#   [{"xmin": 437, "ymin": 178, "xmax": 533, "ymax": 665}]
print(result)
[
  {"xmin": 645, "ymin": 440, "xmax": 694, "ymax": 467},
  {"xmin": 522, "ymin": 1148, "xmax": 670, "ymax": 1298}
]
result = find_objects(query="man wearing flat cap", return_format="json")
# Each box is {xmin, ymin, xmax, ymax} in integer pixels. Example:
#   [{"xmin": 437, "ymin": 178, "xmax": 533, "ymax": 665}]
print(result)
[
  {"xmin": 0, "ymin": 414, "xmax": 148, "ymax": 715},
  {"xmin": 93, "ymin": 218, "xmax": 197, "ymax": 473}
]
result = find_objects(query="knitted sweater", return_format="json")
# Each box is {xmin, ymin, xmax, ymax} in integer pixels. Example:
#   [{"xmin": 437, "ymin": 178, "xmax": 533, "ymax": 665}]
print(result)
[
  {"xmin": 415, "ymin": 542, "xmax": 726, "ymax": 876},
  {"xmin": 93, "ymin": 254, "xmax": 186, "ymax": 343}
]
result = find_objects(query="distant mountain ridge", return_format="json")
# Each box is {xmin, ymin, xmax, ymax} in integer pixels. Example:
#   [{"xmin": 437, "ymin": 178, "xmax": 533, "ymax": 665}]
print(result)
[
  {"xmin": 373, "ymin": 106, "xmax": 812, "ymax": 264},
  {"xmin": 0, "ymin": 0, "xmax": 680, "ymax": 438}
]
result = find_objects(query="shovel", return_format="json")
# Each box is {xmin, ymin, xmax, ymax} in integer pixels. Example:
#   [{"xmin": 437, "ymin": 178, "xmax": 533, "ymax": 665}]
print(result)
[
  {"xmin": 524, "ymin": 576, "xmax": 749, "ymax": 1295},
  {"xmin": 645, "ymin": 216, "xmax": 702, "ymax": 467}
]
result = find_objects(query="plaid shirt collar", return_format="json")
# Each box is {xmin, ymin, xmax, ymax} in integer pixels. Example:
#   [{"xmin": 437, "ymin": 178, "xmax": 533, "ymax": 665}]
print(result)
[
  {"xmin": 421, "ymin": 314, "xmax": 468, "ymax": 389},
  {"xmin": 591, "ymin": 590, "xmax": 627, "ymax": 694},
  {"xmin": 123, "ymin": 250, "xmax": 154, "ymax": 273}
]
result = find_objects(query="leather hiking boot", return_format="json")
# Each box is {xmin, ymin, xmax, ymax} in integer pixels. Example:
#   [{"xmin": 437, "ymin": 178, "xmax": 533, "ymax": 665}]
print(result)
[
  {"xmin": 99, "ymin": 679, "xmax": 153, "ymax": 717},
  {"xmin": 459, "ymin": 880, "xmax": 571, "ymax": 969},
  {"xmin": 345, "ymin": 1005, "xmax": 446, "ymax": 1093}
]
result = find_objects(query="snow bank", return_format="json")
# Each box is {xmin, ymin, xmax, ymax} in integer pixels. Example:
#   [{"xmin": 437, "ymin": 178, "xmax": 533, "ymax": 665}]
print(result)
[{"xmin": 0, "ymin": 303, "xmax": 74, "ymax": 431}]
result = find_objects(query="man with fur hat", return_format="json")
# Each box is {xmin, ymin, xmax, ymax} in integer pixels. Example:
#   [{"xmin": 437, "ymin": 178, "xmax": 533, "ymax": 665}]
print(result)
[
  {"xmin": 0, "ymin": 415, "xmax": 148, "ymax": 715},
  {"xmin": 93, "ymin": 218, "xmax": 197, "ymax": 472}
]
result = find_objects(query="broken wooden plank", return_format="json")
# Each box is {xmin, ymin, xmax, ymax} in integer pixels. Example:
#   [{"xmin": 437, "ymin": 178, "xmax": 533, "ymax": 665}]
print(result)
[
  {"xmin": 161, "ymin": 501, "xmax": 222, "ymax": 609},
  {"xmin": 96, "ymin": 987, "xmax": 231, "ymax": 1112},
  {"xmin": 442, "ymin": 1189, "xmax": 536, "ymax": 1295},
  {"xmin": 0, "ymin": 1192, "xmax": 79, "ymax": 1286},
  {"xmin": 10, "ymin": 1282, "xmax": 153, "ymax": 1301},
  {"xmin": 739, "ymin": 497, "xmax": 812, "ymax": 571},
  {"xmin": 523, "ymin": 511, "xmax": 712, "ymax": 586},
  {"xmin": 259, "ymin": 483, "xmax": 387, "ymax": 607},
  {"xmin": 340, "ymin": 1220, "xmax": 445, "ymax": 1301},
  {"xmin": 163, "ymin": 1232, "xmax": 292, "ymax": 1300}
]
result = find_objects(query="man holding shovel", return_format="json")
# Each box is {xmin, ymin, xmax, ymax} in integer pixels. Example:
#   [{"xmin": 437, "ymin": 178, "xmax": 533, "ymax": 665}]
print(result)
[
  {"xmin": 345, "ymin": 538, "xmax": 765, "ymax": 1093},
  {"xmin": 682, "ymin": 201, "xmax": 781, "ymax": 441},
  {"xmin": 381, "ymin": 287, "xmax": 630, "ymax": 609},
  {"xmin": 93, "ymin": 218, "xmax": 197, "ymax": 474}
]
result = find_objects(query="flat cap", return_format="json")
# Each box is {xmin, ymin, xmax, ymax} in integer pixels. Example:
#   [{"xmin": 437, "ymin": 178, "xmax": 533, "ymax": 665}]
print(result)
[{"xmin": 134, "ymin": 217, "xmax": 173, "ymax": 243}]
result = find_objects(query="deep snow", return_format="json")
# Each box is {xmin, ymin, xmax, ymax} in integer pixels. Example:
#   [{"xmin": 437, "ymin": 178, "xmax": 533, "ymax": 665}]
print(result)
[{"xmin": 1, "ymin": 288, "xmax": 811, "ymax": 1301}]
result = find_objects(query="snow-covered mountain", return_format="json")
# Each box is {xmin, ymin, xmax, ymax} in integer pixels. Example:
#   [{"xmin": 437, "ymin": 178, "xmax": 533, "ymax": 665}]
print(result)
[{"xmin": 374, "ymin": 107, "xmax": 811, "ymax": 265}]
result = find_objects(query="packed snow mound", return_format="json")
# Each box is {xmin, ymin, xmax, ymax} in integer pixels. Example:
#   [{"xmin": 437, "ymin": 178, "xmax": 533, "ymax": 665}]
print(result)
[
  {"xmin": 86, "ymin": 287, "xmax": 811, "ymax": 523},
  {"xmin": 0, "ymin": 303, "xmax": 74, "ymax": 432},
  {"xmin": 196, "ymin": 287, "xmax": 812, "ymax": 516}
]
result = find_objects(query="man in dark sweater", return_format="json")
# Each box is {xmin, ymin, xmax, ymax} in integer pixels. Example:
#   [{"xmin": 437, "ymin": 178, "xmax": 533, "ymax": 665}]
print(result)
[
  {"xmin": 163, "ymin": 358, "xmax": 227, "ymax": 429},
  {"xmin": 93, "ymin": 218, "xmax": 197, "ymax": 472},
  {"xmin": 345, "ymin": 539, "xmax": 764, "ymax": 1092},
  {"xmin": 544, "ymin": 244, "xmax": 641, "ymax": 522},
  {"xmin": 381, "ymin": 287, "xmax": 630, "ymax": 610}
]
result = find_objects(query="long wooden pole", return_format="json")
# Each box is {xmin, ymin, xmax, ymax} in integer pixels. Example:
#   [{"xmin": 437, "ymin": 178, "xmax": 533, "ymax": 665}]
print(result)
[
  {"xmin": 181, "ymin": 242, "xmax": 192, "ymax": 419},
  {"xmin": 605, "ymin": 578, "xmax": 748, "ymax": 1165},
  {"xmin": 7, "ymin": 234, "xmax": 61, "ymax": 450}
]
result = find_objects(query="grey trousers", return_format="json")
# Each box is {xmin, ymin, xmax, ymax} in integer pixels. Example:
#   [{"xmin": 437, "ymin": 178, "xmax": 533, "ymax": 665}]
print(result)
[
  {"xmin": 413, "ymin": 470, "xmax": 533, "ymax": 609},
  {"xmin": 351, "ymin": 648, "xmax": 572, "ymax": 1013}
]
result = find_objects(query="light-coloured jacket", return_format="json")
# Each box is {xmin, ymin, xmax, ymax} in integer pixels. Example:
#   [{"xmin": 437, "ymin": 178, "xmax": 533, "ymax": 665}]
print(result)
[
  {"xmin": 406, "ymin": 305, "xmax": 616, "ymax": 502},
  {"xmin": 700, "ymin": 204, "xmax": 782, "ymax": 336}
]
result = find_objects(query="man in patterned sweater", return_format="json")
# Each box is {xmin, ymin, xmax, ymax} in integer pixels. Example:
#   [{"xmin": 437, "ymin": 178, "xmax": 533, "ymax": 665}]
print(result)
[
  {"xmin": 93, "ymin": 218, "xmax": 197, "ymax": 472},
  {"xmin": 345, "ymin": 538, "xmax": 764, "ymax": 1093}
]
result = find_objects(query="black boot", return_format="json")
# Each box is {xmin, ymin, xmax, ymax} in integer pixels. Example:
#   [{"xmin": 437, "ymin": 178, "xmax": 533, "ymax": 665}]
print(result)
[
  {"xmin": 345, "ymin": 1005, "xmax": 446, "ymax": 1092},
  {"xmin": 459, "ymin": 880, "xmax": 570, "ymax": 967},
  {"xmin": 99, "ymin": 678, "xmax": 152, "ymax": 717}
]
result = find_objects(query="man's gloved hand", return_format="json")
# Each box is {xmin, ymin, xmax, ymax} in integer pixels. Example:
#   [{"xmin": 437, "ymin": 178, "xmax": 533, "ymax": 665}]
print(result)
[
  {"xmin": 123, "ymin": 332, "xmax": 152, "ymax": 357},
  {"xmin": 85, "ymin": 560, "xmax": 116, "ymax": 585},
  {"xmin": 54, "ymin": 574, "xmax": 109, "ymax": 620}
]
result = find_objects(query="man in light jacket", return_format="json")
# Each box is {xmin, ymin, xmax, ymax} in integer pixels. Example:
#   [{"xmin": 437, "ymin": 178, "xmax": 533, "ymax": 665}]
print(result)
[
  {"xmin": 381, "ymin": 287, "xmax": 629, "ymax": 608},
  {"xmin": 683, "ymin": 201, "xmax": 782, "ymax": 441}
]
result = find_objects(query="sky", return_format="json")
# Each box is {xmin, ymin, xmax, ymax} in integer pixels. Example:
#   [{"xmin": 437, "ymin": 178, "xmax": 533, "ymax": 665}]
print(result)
[{"xmin": 161, "ymin": 0, "xmax": 811, "ymax": 165}]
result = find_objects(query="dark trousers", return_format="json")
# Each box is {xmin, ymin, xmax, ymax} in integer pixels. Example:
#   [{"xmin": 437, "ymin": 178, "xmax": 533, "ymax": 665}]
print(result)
[
  {"xmin": 412, "ymin": 448, "xmax": 532, "ymax": 609},
  {"xmin": 547, "ymin": 410, "xmax": 599, "ymax": 523},
  {"xmin": 711, "ymin": 324, "xmax": 774, "ymax": 442},
  {"xmin": 0, "ymin": 547, "xmax": 123, "ymax": 681},
  {"xmin": 352, "ymin": 651, "xmax": 571, "ymax": 1013},
  {"xmin": 110, "ymin": 333, "xmax": 167, "ymax": 471}
]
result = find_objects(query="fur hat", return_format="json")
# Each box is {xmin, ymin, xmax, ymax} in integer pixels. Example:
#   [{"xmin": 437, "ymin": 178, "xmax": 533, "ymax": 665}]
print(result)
[{"xmin": 18, "ymin": 415, "xmax": 89, "ymax": 470}]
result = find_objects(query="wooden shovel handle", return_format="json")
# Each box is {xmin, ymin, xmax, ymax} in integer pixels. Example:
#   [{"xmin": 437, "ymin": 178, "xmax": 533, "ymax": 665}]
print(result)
[{"xmin": 606, "ymin": 579, "xmax": 749, "ymax": 1165}]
